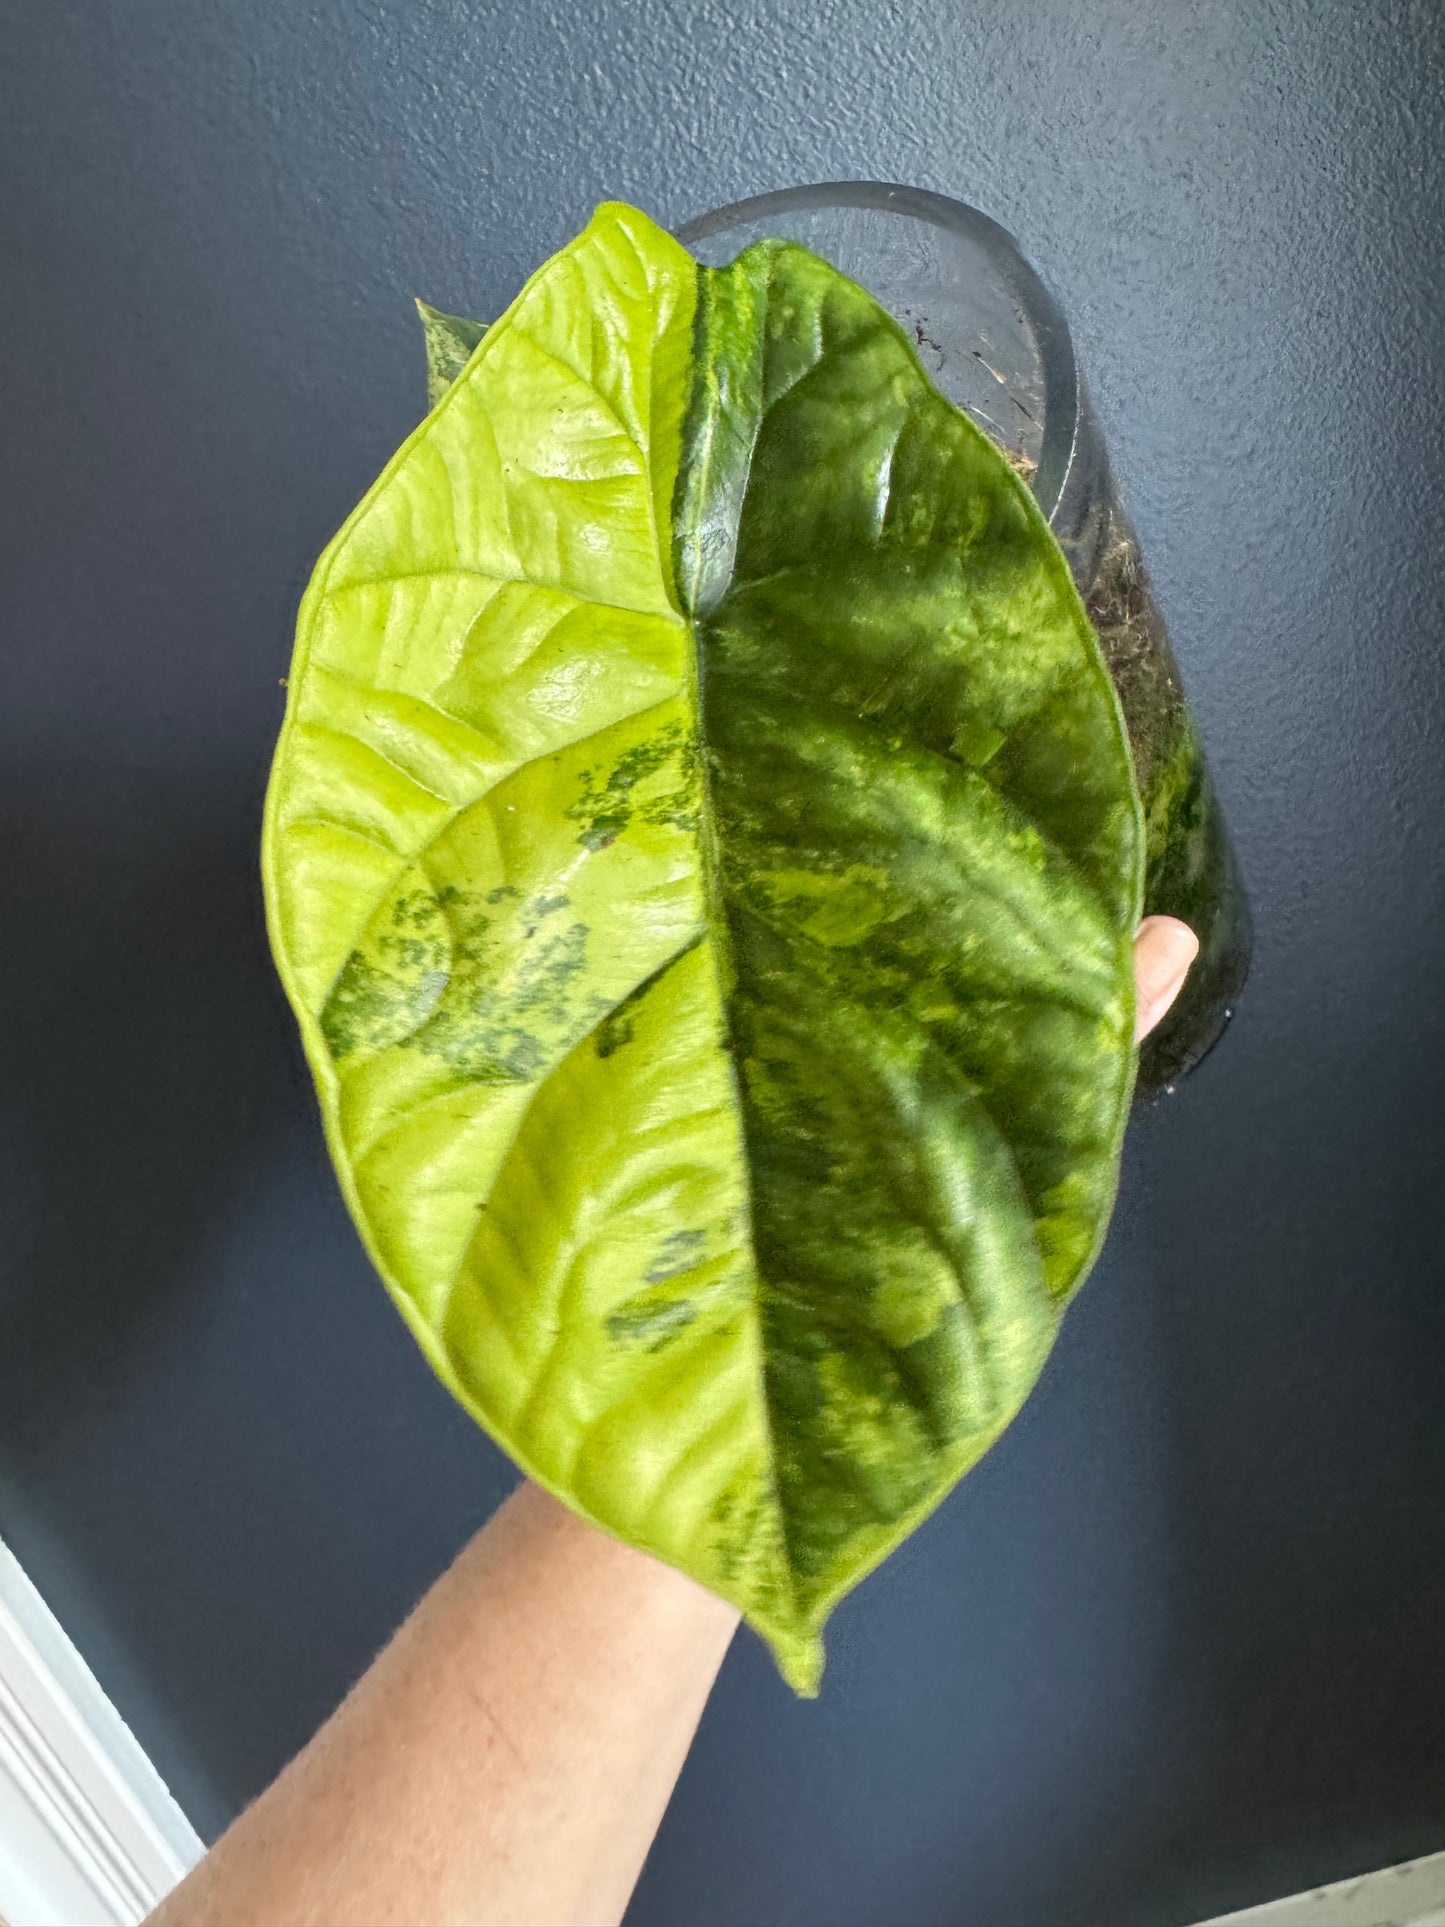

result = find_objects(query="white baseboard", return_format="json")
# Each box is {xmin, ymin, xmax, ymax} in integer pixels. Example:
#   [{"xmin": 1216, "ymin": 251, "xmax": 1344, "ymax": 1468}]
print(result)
[
  {"xmin": 0, "ymin": 1539, "xmax": 201, "ymax": 1927},
  {"xmin": 1197, "ymin": 1850, "xmax": 1445, "ymax": 1926}
]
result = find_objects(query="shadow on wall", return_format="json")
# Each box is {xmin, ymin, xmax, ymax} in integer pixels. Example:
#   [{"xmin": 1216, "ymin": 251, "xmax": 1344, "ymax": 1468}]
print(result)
[{"xmin": 0, "ymin": 759, "xmax": 292, "ymax": 1456}]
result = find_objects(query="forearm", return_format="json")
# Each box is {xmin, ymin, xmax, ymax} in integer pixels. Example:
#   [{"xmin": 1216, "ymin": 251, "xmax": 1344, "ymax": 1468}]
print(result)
[{"xmin": 149, "ymin": 1482, "xmax": 739, "ymax": 1927}]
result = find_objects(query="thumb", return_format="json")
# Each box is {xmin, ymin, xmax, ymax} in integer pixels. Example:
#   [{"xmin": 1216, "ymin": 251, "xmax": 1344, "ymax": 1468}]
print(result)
[{"xmin": 1133, "ymin": 916, "xmax": 1199, "ymax": 1042}]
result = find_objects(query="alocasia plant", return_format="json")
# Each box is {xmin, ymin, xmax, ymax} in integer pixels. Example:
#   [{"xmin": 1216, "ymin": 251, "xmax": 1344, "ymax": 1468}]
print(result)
[{"xmin": 263, "ymin": 202, "xmax": 1143, "ymax": 1690}]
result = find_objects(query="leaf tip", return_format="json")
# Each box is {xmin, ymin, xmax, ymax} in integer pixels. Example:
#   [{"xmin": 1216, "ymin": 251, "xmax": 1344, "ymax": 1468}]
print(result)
[{"xmin": 766, "ymin": 1626, "xmax": 825, "ymax": 1698}]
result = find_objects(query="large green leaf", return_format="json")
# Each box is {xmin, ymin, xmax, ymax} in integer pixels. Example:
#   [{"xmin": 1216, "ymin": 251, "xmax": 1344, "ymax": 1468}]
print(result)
[{"xmin": 264, "ymin": 203, "xmax": 1142, "ymax": 1689}]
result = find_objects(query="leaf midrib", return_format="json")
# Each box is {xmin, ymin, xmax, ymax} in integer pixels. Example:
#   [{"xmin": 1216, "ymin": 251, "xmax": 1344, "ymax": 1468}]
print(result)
[{"xmin": 673, "ymin": 271, "xmax": 806, "ymax": 1619}]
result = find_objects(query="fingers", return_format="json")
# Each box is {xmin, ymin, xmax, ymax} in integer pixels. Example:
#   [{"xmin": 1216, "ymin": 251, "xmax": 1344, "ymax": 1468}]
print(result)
[{"xmin": 1133, "ymin": 915, "xmax": 1199, "ymax": 1042}]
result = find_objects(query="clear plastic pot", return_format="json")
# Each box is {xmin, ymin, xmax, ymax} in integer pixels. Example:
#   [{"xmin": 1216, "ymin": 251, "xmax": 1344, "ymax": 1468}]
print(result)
[{"xmin": 677, "ymin": 183, "xmax": 1251, "ymax": 1092}]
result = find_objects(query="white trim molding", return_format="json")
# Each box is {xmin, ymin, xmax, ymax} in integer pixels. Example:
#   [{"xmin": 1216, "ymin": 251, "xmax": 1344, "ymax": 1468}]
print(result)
[
  {"xmin": 1197, "ymin": 1851, "xmax": 1445, "ymax": 1927},
  {"xmin": 0, "ymin": 1539, "xmax": 201, "ymax": 1927}
]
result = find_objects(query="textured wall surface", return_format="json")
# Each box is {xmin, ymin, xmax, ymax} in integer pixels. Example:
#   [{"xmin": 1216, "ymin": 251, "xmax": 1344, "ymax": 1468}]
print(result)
[{"xmin": 2, "ymin": 3, "xmax": 1443, "ymax": 1921}]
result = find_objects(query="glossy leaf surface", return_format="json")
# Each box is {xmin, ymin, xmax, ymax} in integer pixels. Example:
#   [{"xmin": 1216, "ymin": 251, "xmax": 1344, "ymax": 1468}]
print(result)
[{"xmin": 265, "ymin": 204, "xmax": 1142, "ymax": 1688}]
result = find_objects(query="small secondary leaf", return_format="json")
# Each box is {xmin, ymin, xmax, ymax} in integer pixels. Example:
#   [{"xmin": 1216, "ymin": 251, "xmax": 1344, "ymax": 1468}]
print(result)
[
  {"xmin": 414, "ymin": 298, "xmax": 488, "ymax": 409},
  {"xmin": 265, "ymin": 204, "xmax": 1142, "ymax": 1689}
]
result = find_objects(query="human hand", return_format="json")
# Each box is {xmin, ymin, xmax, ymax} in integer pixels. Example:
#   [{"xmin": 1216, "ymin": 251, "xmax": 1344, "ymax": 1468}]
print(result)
[{"xmin": 1134, "ymin": 915, "xmax": 1199, "ymax": 1042}]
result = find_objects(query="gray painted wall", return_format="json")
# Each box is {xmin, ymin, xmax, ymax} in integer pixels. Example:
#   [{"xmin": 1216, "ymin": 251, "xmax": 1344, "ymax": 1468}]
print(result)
[{"xmin": 1, "ymin": 3, "xmax": 1442, "ymax": 1922}]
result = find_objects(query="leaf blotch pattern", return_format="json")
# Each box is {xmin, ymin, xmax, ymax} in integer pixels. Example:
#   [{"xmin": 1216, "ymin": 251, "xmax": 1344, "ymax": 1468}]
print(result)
[{"xmin": 264, "ymin": 204, "xmax": 1142, "ymax": 1693}]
